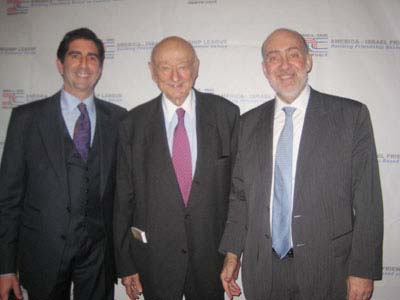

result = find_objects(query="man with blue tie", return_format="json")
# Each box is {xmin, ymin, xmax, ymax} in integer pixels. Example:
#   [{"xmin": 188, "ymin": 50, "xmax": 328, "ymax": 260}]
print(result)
[
  {"xmin": 114, "ymin": 36, "xmax": 239, "ymax": 300},
  {"xmin": 0, "ymin": 28, "xmax": 126, "ymax": 300},
  {"xmin": 219, "ymin": 28, "xmax": 383, "ymax": 300}
]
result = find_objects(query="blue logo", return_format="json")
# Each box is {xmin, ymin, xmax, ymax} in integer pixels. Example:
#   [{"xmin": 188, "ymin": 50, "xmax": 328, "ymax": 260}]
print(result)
[{"xmin": 378, "ymin": 153, "xmax": 400, "ymax": 164}]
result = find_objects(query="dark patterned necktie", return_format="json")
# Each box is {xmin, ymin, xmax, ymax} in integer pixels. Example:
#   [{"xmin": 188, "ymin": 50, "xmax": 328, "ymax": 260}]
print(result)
[
  {"xmin": 172, "ymin": 108, "xmax": 192, "ymax": 206},
  {"xmin": 73, "ymin": 103, "xmax": 91, "ymax": 161}
]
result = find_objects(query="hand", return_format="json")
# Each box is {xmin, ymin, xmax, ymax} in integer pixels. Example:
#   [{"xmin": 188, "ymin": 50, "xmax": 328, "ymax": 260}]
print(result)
[
  {"xmin": 220, "ymin": 252, "xmax": 241, "ymax": 299},
  {"xmin": 347, "ymin": 276, "xmax": 373, "ymax": 300},
  {"xmin": 0, "ymin": 274, "xmax": 22, "ymax": 300},
  {"xmin": 122, "ymin": 273, "xmax": 143, "ymax": 300}
]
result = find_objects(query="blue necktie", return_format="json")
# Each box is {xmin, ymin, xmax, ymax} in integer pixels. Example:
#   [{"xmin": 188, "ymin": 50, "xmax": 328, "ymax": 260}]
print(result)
[
  {"xmin": 73, "ymin": 103, "xmax": 91, "ymax": 162},
  {"xmin": 272, "ymin": 106, "xmax": 296, "ymax": 258}
]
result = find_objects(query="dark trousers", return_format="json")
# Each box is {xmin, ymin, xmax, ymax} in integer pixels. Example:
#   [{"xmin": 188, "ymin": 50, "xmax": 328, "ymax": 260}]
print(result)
[
  {"xmin": 270, "ymin": 251, "xmax": 300, "ymax": 300},
  {"xmin": 29, "ymin": 237, "xmax": 112, "ymax": 300}
]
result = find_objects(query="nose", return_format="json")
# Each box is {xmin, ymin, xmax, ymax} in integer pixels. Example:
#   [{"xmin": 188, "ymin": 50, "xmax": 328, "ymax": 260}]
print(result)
[
  {"xmin": 79, "ymin": 56, "xmax": 88, "ymax": 67},
  {"xmin": 171, "ymin": 67, "xmax": 180, "ymax": 82},
  {"xmin": 280, "ymin": 55, "xmax": 290, "ymax": 70}
]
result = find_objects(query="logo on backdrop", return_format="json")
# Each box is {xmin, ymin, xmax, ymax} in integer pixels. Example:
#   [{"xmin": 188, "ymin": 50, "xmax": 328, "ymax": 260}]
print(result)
[
  {"xmin": 6, "ymin": 0, "xmax": 29, "ymax": 15},
  {"xmin": 104, "ymin": 38, "xmax": 228, "ymax": 59},
  {"xmin": 6, "ymin": 0, "xmax": 127, "ymax": 15},
  {"xmin": 0, "ymin": 47, "xmax": 36, "ymax": 55},
  {"xmin": 191, "ymin": 39, "xmax": 227, "ymax": 49},
  {"xmin": 1, "ymin": 90, "xmax": 47, "ymax": 109},
  {"xmin": 303, "ymin": 34, "xmax": 329, "ymax": 57},
  {"xmin": 187, "ymin": 0, "xmax": 217, "ymax": 4},
  {"xmin": 383, "ymin": 266, "xmax": 400, "ymax": 278},
  {"xmin": 378, "ymin": 153, "xmax": 400, "ymax": 165},
  {"xmin": 197, "ymin": 88, "xmax": 271, "ymax": 107},
  {"xmin": 331, "ymin": 38, "xmax": 400, "ymax": 50},
  {"xmin": 97, "ymin": 92, "xmax": 123, "ymax": 103}
]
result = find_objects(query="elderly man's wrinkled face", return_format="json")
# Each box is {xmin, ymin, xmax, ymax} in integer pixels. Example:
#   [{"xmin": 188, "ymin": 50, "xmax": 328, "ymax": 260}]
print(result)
[
  {"xmin": 262, "ymin": 30, "xmax": 312, "ymax": 103},
  {"xmin": 149, "ymin": 38, "xmax": 199, "ymax": 106}
]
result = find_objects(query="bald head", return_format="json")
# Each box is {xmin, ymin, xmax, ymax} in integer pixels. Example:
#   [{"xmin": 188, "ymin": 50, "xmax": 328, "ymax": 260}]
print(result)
[
  {"xmin": 151, "ymin": 36, "xmax": 198, "ymax": 65},
  {"xmin": 149, "ymin": 36, "xmax": 199, "ymax": 106},
  {"xmin": 261, "ymin": 28, "xmax": 309, "ymax": 60}
]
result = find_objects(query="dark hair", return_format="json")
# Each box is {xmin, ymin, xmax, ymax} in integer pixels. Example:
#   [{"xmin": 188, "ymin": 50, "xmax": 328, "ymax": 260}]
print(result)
[{"xmin": 57, "ymin": 27, "xmax": 105, "ymax": 65}]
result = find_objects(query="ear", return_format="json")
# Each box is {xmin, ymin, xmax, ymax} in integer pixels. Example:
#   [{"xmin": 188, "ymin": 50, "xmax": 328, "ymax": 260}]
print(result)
[
  {"xmin": 56, "ymin": 59, "xmax": 64, "ymax": 75},
  {"xmin": 148, "ymin": 62, "xmax": 157, "ymax": 82},
  {"xmin": 305, "ymin": 53, "xmax": 313, "ymax": 73},
  {"xmin": 193, "ymin": 58, "xmax": 200, "ymax": 79},
  {"xmin": 261, "ymin": 60, "xmax": 269, "ymax": 79}
]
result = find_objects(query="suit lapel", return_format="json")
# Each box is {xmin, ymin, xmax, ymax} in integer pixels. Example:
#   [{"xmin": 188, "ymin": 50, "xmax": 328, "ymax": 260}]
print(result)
[
  {"xmin": 252, "ymin": 101, "xmax": 274, "ymax": 227},
  {"xmin": 95, "ymin": 99, "xmax": 114, "ymax": 199},
  {"xmin": 186, "ymin": 92, "xmax": 217, "ymax": 209},
  {"xmin": 36, "ymin": 92, "xmax": 68, "ymax": 182},
  {"xmin": 294, "ymin": 89, "xmax": 328, "ymax": 204},
  {"xmin": 144, "ymin": 97, "xmax": 184, "ymax": 203}
]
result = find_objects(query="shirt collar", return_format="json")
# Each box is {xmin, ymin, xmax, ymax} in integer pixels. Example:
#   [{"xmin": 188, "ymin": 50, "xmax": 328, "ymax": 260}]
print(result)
[
  {"xmin": 60, "ymin": 89, "xmax": 96, "ymax": 115},
  {"xmin": 162, "ymin": 89, "xmax": 195, "ymax": 123},
  {"xmin": 275, "ymin": 85, "xmax": 310, "ymax": 114}
]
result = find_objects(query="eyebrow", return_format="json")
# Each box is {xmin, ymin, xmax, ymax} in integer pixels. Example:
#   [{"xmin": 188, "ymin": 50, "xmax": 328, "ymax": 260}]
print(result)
[
  {"xmin": 67, "ymin": 50, "xmax": 99, "ymax": 57},
  {"xmin": 265, "ymin": 46, "xmax": 301, "ymax": 56}
]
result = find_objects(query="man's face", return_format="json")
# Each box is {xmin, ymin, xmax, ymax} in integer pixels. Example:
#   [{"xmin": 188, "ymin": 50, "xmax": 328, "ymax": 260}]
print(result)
[
  {"xmin": 262, "ymin": 30, "xmax": 312, "ymax": 103},
  {"xmin": 149, "ymin": 40, "xmax": 199, "ymax": 105},
  {"xmin": 57, "ymin": 38, "xmax": 102, "ymax": 100}
]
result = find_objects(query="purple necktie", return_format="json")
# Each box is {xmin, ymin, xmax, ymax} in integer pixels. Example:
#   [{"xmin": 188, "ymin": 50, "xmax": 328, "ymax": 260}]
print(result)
[
  {"xmin": 172, "ymin": 108, "xmax": 192, "ymax": 206},
  {"xmin": 73, "ymin": 103, "xmax": 91, "ymax": 162}
]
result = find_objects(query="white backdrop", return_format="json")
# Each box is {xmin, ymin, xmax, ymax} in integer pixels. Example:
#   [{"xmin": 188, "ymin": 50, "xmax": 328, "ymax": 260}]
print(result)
[{"xmin": 1, "ymin": 1, "xmax": 399, "ymax": 299}]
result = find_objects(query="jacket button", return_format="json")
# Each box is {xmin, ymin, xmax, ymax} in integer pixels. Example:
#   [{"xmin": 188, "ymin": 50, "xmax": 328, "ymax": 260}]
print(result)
[
  {"xmin": 66, "ymin": 207, "xmax": 71, "ymax": 213},
  {"xmin": 181, "ymin": 249, "xmax": 187, "ymax": 254},
  {"xmin": 60, "ymin": 234, "xmax": 67, "ymax": 240},
  {"xmin": 184, "ymin": 214, "xmax": 190, "ymax": 219}
]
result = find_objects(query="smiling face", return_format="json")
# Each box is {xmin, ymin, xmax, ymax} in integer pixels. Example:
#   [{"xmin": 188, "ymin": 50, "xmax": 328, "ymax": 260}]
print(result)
[
  {"xmin": 262, "ymin": 29, "xmax": 312, "ymax": 103},
  {"xmin": 149, "ymin": 37, "xmax": 199, "ymax": 106},
  {"xmin": 57, "ymin": 38, "xmax": 102, "ymax": 100}
]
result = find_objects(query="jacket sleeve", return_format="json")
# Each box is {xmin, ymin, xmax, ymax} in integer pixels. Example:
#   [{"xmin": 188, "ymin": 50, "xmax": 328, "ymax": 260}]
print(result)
[
  {"xmin": 348, "ymin": 104, "xmax": 383, "ymax": 280},
  {"xmin": 113, "ymin": 119, "xmax": 138, "ymax": 277},
  {"xmin": 0, "ymin": 109, "xmax": 27, "ymax": 274}
]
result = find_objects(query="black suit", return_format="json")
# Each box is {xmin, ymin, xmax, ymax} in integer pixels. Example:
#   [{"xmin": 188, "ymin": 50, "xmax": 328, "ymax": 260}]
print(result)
[
  {"xmin": 219, "ymin": 88, "xmax": 383, "ymax": 300},
  {"xmin": 114, "ymin": 90, "xmax": 239, "ymax": 299},
  {"xmin": 0, "ymin": 92, "xmax": 126, "ymax": 299}
]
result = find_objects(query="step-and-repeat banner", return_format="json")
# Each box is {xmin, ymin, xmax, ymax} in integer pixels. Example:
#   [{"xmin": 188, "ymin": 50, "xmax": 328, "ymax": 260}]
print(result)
[{"xmin": 1, "ymin": 1, "xmax": 399, "ymax": 299}]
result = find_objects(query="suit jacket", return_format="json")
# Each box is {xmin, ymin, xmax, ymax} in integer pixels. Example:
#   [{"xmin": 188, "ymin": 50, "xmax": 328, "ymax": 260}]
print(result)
[
  {"xmin": 114, "ymin": 90, "xmax": 239, "ymax": 299},
  {"xmin": 219, "ymin": 88, "xmax": 383, "ymax": 300},
  {"xmin": 0, "ymin": 92, "xmax": 126, "ymax": 298}
]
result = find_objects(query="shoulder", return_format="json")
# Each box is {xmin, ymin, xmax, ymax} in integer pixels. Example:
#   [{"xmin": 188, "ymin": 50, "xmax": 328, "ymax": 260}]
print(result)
[
  {"xmin": 95, "ymin": 97, "xmax": 127, "ymax": 117},
  {"xmin": 241, "ymin": 98, "xmax": 274, "ymax": 123},
  {"xmin": 311, "ymin": 88, "xmax": 365, "ymax": 112},
  {"xmin": 121, "ymin": 95, "xmax": 161, "ymax": 127},
  {"xmin": 196, "ymin": 90, "xmax": 239, "ymax": 111}
]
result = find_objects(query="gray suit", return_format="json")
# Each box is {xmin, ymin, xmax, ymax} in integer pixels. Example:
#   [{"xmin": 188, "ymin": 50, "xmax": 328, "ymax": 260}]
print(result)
[
  {"xmin": 219, "ymin": 88, "xmax": 383, "ymax": 300},
  {"xmin": 114, "ymin": 90, "xmax": 239, "ymax": 299}
]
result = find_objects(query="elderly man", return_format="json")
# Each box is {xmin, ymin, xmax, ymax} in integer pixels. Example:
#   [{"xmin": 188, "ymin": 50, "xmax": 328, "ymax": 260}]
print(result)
[
  {"xmin": 0, "ymin": 28, "xmax": 126, "ymax": 300},
  {"xmin": 219, "ymin": 28, "xmax": 383, "ymax": 300},
  {"xmin": 114, "ymin": 36, "xmax": 239, "ymax": 300}
]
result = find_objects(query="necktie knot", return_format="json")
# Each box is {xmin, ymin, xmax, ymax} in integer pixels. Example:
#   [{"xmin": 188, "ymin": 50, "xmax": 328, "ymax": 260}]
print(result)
[
  {"xmin": 78, "ymin": 102, "xmax": 87, "ymax": 114},
  {"xmin": 176, "ymin": 108, "xmax": 185, "ymax": 122},
  {"xmin": 282, "ymin": 106, "xmax": 296, "ymax": 117}
]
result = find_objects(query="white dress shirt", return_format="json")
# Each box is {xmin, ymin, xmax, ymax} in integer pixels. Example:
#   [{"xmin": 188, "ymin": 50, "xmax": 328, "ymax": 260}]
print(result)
[{"xmin": 162, "ymin": 89, "xmax": 197, "ymax": 177}]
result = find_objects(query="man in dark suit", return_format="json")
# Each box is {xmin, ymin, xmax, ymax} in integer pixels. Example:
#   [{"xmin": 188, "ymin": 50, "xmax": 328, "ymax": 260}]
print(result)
[
  {"xmin": 219, "ymin": 28, "xmax": 383, "ymax": 300},
  {"xmin": 114, "ymin": 36, "xmax": 239, "ymax": 300},
  {"xmin": 0, "ymin": 28, "xmax": 126, "ymax": 300}
]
